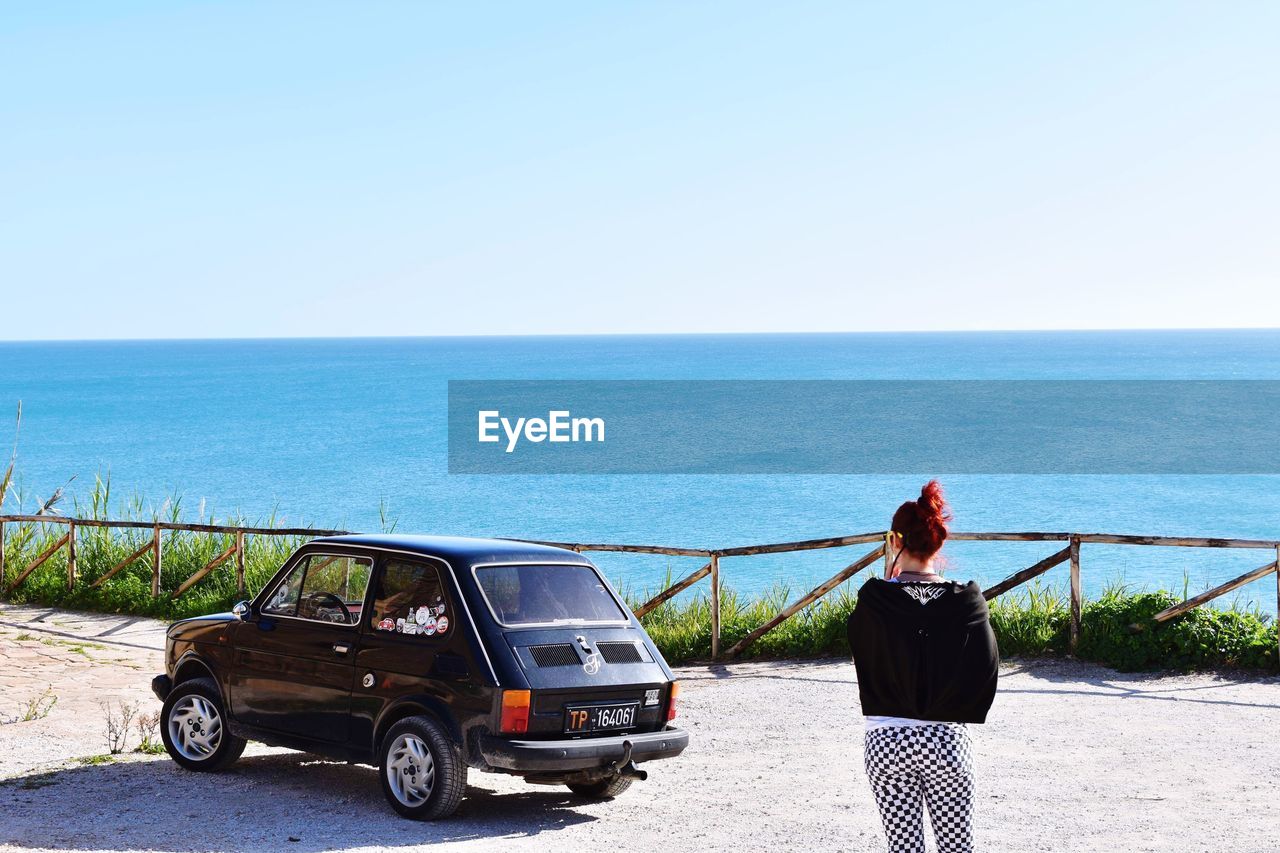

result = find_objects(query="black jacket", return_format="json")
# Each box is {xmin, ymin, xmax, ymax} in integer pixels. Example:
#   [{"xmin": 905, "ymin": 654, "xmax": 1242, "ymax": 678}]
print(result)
[{"xmin": 847, "ymin": 578, "xmax": 999, "ymax": 723}]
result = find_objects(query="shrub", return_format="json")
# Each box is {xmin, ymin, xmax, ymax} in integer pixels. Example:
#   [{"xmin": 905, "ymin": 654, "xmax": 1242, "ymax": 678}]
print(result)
[
  {"xmin": 1077, "ymin": 590, "xmax": 1276, "ymax": 671},
  {"xmin": 100, "ymin": 699, "xmax": 138, "ymax": 754},
  {"xmin": 631, "ymin": 579, "xmax": 1277, "ymax": 673},
  {"xmin": 135, "ymin": 711, "xmax": 164, "ymax": 754}
]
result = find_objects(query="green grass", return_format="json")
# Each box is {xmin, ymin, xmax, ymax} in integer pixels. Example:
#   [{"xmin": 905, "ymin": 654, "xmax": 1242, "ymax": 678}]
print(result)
[
  {"xmin": 4, "ymin": 686, "xmax": 58, "ymax": 724},
  {"xmin": 987, "ymin": 581, "xmax": 1070, "ymax": 656},
  {"xmin": 2, "ymin": 475, "xmax": 330, "ymax": 620},
  {"xmin": 75, "ymin": 754, "xmax": 114, "ymax": 766},
  {"xmin": 626, "ymin": 577, "xmax": 1277, "ymax": 672},
  {"xmin": 2, "ymin": 475, "xmax": 1276, "ymax": 673},
  {"xmin": 631, "ymin": 579, "xmax": 860, "ymax": 663}
]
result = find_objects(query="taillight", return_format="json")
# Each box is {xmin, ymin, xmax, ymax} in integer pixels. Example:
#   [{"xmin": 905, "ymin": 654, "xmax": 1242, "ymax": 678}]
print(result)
[
  {"xmin": 500, "ymin": 689, "xmax": 531, "ymax": 734},
  {"xmin": 666, "ymin": 680, "xmax": 680, "ymax": 722}
]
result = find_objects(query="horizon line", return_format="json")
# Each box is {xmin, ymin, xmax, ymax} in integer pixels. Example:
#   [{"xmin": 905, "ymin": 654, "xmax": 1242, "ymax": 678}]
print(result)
[{"xmin": 2, "ymin": 326, "xmax": 1279, "ymax": 345}]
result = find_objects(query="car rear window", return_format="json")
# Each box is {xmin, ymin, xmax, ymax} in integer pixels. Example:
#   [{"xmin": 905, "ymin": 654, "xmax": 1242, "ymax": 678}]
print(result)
[{"xmin": 475, "ymin": 563, "xmax": 626, "ymax": 626}]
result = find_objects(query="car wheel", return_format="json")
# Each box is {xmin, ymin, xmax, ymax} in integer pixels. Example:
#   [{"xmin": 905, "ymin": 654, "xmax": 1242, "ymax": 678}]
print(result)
[
  {"xmin": 566, "ymin": 776, "xmax": 633, "ymax": 799},
  {"xmin": 160, "ymin": 676, "xmax": 246, "ymax": 772},
  {"xmin": 378, "ymin": 716, "xmax": 467, "ymax": 820}
]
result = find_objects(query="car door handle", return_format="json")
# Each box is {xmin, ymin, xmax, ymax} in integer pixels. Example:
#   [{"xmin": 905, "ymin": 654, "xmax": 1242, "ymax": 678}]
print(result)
[{"xmin": 333, "ymin": 642, "xmax": 351, "ymax": 656}]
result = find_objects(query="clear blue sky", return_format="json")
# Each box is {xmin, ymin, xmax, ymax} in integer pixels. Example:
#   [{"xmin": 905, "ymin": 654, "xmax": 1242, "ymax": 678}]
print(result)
[{"xmin": 2, "ymin": 1, "xmax": 1276, "ymax": 340}]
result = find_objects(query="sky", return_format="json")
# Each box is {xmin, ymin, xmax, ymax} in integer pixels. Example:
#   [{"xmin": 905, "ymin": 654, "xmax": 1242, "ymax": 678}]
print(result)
[{"xmin": 2, "ymin": 1, "xmax": 1277, "ymax": 340}]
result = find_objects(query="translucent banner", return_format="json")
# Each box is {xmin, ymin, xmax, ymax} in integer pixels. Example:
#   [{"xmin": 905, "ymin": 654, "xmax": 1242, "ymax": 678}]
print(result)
[{"xmin": 447, "ymin": 380, "xmax": 1280, "ymax": 474}]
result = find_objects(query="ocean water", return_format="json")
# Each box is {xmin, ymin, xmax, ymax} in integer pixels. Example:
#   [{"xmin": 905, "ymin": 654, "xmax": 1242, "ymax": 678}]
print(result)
[{"xmin": 1, "ymin": 331, "xmax": 1278, "ymax": 607}]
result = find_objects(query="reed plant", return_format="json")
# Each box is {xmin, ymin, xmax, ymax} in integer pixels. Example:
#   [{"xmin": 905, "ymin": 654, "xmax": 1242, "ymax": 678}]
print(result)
[{"xmin": 2, "ymin": 474, "xmax": 319, "ymax": 620}]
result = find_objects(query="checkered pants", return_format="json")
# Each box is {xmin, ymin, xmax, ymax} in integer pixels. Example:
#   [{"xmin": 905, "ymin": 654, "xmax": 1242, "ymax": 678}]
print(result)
[{"xmin": 863, "ymin": 724, "xmax": 975, "ymax": 853}]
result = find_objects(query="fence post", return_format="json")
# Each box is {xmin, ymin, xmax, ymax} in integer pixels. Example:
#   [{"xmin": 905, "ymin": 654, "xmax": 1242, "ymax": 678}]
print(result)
[
  {"xmin": 710, "ymin": 553, "xmax": 721, "ymax": 659},
  {"xmin": 236, "ymin": 531, "xmax": 246, "ymax": 593},
  {"xmin": 1068, "ymin": 534, "xmax": 1082, "ymax": 655},
  {"xmin": 152, "ymin": 524, "xmax": 162, "ymax": 597},
  {"xmin": 1275, "ymin": 546, "xmax": 1279, "ymax": 663},
  {"xmin": 0, "ymin": 520, "xmax": 5, "ymax": 588},
  {"xmin": 67, "ymin": 521, "xmax": 77, "ymax": 590}
]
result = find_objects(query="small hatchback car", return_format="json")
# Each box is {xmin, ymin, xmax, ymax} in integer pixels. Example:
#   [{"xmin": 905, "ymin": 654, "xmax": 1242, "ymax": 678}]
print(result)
[{"xmin": 151, "ymin": 534, "xmax": 689, "ymax": 819}]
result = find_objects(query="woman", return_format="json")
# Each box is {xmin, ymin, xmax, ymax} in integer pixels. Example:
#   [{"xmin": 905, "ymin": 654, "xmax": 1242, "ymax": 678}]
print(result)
[{"xmin": 847, "ymin": 481, "xmax": 999, "ymax": 853}]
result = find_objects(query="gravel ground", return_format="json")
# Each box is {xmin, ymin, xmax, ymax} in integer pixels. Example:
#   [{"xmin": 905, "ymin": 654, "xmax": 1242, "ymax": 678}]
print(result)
[{"xmin": 1, "ymin": 603, "xmax": 1277, "ymax": 852}]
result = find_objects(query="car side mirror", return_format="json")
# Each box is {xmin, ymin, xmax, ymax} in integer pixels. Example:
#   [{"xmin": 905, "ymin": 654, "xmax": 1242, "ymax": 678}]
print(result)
[{"xmin": 233, "ymin": 601, "xmax": 252, "ymax": 620}]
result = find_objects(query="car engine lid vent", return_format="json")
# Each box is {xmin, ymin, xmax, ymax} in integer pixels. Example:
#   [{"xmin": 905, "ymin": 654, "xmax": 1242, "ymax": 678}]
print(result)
[
  {"xmin": 529, "ymin": 643, "xmax": 581, "ymax": 667},
  {"xmin": 597, "ymin": 641, "xmax": 644, "ymax": 664}
]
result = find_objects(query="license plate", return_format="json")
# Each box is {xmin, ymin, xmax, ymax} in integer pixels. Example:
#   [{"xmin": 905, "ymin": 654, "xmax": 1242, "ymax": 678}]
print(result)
[{"xmin": 564, "ymin": 702, "xmax": 638, "ymax": 734}]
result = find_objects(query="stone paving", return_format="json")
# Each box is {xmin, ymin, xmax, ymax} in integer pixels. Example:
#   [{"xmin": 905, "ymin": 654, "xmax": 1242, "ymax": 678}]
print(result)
[{"xmin": 0, "ymin": 605, "xmax": 165, "ymax": 774}]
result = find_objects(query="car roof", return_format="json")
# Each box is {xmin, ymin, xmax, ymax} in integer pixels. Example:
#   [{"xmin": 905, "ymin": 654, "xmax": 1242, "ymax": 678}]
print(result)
[{"xmin": 309, "ymin": 533, "xmax": 591, "ymax": 566}]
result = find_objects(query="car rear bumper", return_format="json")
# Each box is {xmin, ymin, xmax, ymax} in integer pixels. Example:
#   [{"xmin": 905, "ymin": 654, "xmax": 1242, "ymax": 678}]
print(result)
[
  {"xmin": 479, "ymin": 726, "xmax": 689, "ymax": 772},
  {"xmin": 151, "ymin": 674, "xmax": 172, "ymax": 701}
]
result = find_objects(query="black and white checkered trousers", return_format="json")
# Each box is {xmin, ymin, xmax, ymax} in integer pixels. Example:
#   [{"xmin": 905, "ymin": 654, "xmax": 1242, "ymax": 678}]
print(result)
[{"xmin": 863, "ymin": 723, "xmax": 975, "ymax": 853}]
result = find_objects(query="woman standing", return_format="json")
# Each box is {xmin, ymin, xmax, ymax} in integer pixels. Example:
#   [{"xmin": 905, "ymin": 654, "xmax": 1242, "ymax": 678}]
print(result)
[{"xmin": 847, "ymin": 481, "xmax": 999, "ymax": 853}]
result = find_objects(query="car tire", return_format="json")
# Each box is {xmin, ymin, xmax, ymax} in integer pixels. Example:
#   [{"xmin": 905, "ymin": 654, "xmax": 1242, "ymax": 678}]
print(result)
[
  {"xmin": 378, "ymin": 715, "xmax": 467, "ymax": 820},
  {"xmin": 160, "ymin": 676, "xmax": 246, "ymax": 772},
  {"xmin": 566, "ymin": 775, "xmax": 633, "ymax": 799}
]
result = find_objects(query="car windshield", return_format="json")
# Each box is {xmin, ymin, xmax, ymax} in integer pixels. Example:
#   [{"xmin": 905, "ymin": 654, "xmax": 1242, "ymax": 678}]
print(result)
[{"xmin": 475, "ymin": 563, "xmax": 627, "ymax": 626}]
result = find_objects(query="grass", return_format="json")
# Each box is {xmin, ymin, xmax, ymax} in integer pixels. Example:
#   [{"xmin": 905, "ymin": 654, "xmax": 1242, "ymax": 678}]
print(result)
[
  {"xmin": 75, "ymin": 755, "xmax": 114, "ymax": 766},
  {"xmin": 2, "ymin": 474, "xmax": 333, "ymax": 621},
  {"xmin": 627, "ymin": 577, "xmax": 1277, "ymax": 672},
  {"xmin": 2, "ymin": 686, "xmax": 58, "ymax": 724},
  {"xmin": 1, "ymin": 473, "xmax": 1276, "ymax": 673},
  {"xmin": 629, "ymin": 575, "xmax": 860, "ymax": 663}
]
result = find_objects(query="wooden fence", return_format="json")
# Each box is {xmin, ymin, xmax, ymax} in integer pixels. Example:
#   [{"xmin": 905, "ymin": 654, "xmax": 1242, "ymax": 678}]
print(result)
[
  {"xmin": 0, "ymin": 515, "xmax": 343, "ymax": 600},
  {"xmin": 543, "ymin": 530, "xmax": 1280, "ymax": 659},
  {"xmin": 1, "ymin": 514, "xmax": 1277, "ymax": 661}
]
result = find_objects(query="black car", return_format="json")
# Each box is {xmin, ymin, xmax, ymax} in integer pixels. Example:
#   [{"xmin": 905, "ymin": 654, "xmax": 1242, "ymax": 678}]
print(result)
[{"xmin": 150, "ymin": 534, "xmax": 689, "ymax": 820}]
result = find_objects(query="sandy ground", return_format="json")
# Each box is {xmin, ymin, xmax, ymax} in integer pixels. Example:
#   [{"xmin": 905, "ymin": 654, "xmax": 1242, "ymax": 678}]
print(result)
[{"xmin": 1, "ymin": 603, "xmax": 1277, "ymax": 853}]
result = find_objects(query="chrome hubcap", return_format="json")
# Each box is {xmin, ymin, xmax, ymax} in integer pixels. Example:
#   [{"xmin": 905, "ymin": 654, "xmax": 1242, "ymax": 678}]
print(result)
[
  {"xmin": 168, "ymin": 694, "xmax": 222, "ymax": 761},
  {"xmin": 386, "ymin": 734, "xmax": 435, "ymax": 807}
]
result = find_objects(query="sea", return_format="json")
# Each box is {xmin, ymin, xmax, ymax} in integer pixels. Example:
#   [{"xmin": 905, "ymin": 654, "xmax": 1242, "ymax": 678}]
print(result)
[{"xmin": 2, "ymin": 330, "xmax": 1278, "ymax": 608}]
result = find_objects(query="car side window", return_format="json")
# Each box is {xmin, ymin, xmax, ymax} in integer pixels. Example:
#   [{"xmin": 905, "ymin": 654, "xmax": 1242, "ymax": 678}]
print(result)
[
  {"xmin": 370, "ymin": 559, "xmax": 452, "ymax": 639},
  {"xmin": 263, "ymin": 561, "xmax": 304, "ymax": 617},
  {"xmin": 263, "ymin": 553, "xmax": 372, "ymax": 626}
]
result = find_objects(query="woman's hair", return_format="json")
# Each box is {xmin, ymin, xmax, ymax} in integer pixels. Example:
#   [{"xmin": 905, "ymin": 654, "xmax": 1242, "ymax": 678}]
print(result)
[{"xmin": 891, "ymin": 480, "xmax": 951, "ymax": 558}]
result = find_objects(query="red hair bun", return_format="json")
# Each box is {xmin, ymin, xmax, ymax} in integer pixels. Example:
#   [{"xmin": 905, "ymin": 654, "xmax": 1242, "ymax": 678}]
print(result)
[{"xmin": 891, "ymin": 480, "xmax": 952, "ymax": 558}]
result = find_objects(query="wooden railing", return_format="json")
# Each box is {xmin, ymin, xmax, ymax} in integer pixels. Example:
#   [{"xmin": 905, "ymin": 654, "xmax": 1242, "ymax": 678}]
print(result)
[
  {"xmin": 0, "ymin": 515, "xmax": 344, "ymax": 600},
  {"xmin": 2, "ymin": 514, "xmax": 1277, "ymax": 660},
  {"xmin": 545, "ymin": 530, "xmax": 1280, "ymax": 660}
]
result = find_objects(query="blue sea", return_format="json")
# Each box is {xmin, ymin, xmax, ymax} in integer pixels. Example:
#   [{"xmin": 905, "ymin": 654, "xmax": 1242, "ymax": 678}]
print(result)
[{"xmin": 2, "ymin": 331, "xmax": 1278, "ymax": 608}]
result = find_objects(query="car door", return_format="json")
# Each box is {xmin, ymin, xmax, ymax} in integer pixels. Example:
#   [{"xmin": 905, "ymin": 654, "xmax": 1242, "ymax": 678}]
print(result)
[
  {"xmin": 229, "ymin": 550, "xmax": 374, "ymax": 743},
  {"xmin": 349, "ymin": 556, "xmax": 474, "ymax": 748}
]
